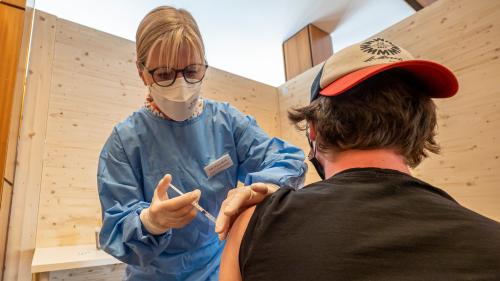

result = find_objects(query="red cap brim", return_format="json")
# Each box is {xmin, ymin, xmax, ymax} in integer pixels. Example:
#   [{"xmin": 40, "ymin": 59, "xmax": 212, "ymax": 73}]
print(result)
[{"xmin": 320, "ymin": 60, "xmax": 458, "ymax": 98}]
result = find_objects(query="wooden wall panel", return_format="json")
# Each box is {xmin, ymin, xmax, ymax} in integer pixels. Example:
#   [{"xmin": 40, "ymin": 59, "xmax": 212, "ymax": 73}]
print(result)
[
  {"xmin": 3, "ymin": 4, "xmax": 34, "ymax": 185},
  {"xmin": 278, "ymin": 0, "xmax": 500, "ymax": 220},
  {"xmin": 202, "ymin": 68, "xmax": 280, "ymax": 135},
  {"xmin": 0, "ymin": 4, "xmax": 24, "ymax": 279},
  {"xmin": 34, "ymin": 14, "xmax": 279, "ymax": 250},
  {"xmin": 4, "ymin": 10, "xmax": 56, "ymax": 281},
  {"xmin": 0, "ymin": 3, "xmax": 23, "ymax": 198}
]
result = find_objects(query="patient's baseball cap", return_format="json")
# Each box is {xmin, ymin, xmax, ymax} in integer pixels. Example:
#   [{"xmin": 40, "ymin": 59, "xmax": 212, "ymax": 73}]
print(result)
[{"xmin": 310, "ymin": 38, "xmax": 458, "ymax": 101}]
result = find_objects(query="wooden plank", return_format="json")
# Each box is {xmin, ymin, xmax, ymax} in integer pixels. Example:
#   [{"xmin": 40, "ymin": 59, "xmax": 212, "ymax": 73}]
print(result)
[
  {"xmin": 0, "ymin": 2, "xmax": 24, "ymax": 199},
  {"xmin": 4, "ymin": 4, "xmax": 34, "ymax": 184},
  {"xmin": 31, "ymin": 245, "xmax": 121, "ymax": 273},
  {"xmin": 0, "ymin": 180, "xmax": 13, "ymax": 280},
  {"xmin": 277, "ymin": 0, "xmax": 500, "ymax": 220},
  {"xmin": 48, "ymin": 264, "xmax": 126, "ymax": 281},
  {"xmin": 1, "ymin": 5, "xmax": 33, "ymax": 281},
  {"xmin": 0, "ymin": 6, "xmax": 26, "ymax": 279},
  {"xmin": 4, "ymin": 10, "xmax": 56, "ymax": 281}
]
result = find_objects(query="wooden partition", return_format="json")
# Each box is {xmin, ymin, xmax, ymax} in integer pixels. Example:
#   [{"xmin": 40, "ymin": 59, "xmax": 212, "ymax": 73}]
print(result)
[
  {"xmin": 0, "ymin": 1, "xmax": 28, "ymax": 278},
  {"xmin": 278, "ymin": 0, "xmax": 500, "ymax": 220}
]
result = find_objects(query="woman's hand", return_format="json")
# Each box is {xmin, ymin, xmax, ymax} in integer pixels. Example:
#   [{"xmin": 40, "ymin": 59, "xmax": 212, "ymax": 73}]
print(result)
[
  {"xmin": 215, "ymin": 183, "xmax": 278, "ymax": 240},
  {"xmin": 140, "ymin": 174, "xmax": 201, "ymax": 235}
]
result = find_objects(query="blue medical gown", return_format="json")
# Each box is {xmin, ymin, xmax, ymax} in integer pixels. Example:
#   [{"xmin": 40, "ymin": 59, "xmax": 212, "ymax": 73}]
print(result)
[{"xmin": 97, "ymin": 99, "xmax": 307, "ymax": 280}]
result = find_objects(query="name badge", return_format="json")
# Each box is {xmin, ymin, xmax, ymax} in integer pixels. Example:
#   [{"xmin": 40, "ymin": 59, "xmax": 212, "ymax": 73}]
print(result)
[{"xmin": 204, "ymin": 154, "xmax": 234, "ymax": 178}]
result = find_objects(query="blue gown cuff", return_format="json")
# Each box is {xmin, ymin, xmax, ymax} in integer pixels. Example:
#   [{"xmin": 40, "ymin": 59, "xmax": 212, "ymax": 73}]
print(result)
[{"xmin": 130, "ymin": 205, "xmax": 173, "ymax": 251}]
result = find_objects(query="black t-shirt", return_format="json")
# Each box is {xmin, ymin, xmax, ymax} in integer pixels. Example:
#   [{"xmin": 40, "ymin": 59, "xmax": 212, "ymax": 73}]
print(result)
[{"xmin": 240, "ymin": 168, "xmax": 500, "ymax": 281}]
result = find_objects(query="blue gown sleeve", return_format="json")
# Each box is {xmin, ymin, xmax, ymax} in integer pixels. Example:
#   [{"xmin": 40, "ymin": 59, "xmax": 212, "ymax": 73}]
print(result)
[
  {"xmin": 97, "ymin": 127, "xmax": 172, "ymax": 267},
  {"xmin": 228, "ymin": 104, "xmax": 307, "ymax": 189}
]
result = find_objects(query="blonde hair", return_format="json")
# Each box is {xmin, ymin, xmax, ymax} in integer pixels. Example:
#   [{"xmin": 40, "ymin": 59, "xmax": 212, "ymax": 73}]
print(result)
[{"xmin": 136, "ymin": 6, "xmax": 205, "ymax": 69}]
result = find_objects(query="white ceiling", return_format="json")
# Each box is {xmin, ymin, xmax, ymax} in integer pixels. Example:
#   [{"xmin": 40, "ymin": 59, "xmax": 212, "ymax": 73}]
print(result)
[{"xmin": 34, "ymin": 0, "xmax": 414, "ymax": 86}]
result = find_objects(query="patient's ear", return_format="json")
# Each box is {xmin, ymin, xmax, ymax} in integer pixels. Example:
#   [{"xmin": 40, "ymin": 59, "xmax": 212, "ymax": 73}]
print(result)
[
  {"xmin": 309, "ymin": 122, "xmax": 317, "ymax": 141},
  {"xmin": 220, "ymin": 206, "xmax": 256, "ymax": 281}
]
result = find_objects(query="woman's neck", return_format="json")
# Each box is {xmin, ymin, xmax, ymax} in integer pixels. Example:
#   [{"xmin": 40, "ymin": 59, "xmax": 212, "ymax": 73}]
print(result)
[{"xmin": 323, "ymin": 149, "xmax": 410, "ymax": 178}]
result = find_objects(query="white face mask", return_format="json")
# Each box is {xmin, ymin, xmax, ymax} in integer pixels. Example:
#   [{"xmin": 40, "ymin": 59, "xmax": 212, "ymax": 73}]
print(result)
[{"xmin": 148, "ymin": 79, "xmax": 202, "ymax": 121}]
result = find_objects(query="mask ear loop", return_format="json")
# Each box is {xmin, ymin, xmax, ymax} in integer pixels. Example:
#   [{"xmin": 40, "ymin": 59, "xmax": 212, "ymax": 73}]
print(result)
[
  {"xmin": 305, "ymin": 124, "xmax": 315, "ymax": 159},
  {"xmin": 306, "ymin": 124, "xmax": 326, "ymax": 180}
]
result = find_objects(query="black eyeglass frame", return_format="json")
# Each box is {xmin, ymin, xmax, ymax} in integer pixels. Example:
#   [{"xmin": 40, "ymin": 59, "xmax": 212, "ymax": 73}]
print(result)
[{"xmin": 140, "ymin": 62, "xmax": 209, "ymax": 87}]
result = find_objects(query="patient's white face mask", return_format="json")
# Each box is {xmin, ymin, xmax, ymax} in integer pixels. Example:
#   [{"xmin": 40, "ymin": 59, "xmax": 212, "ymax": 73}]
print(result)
[{"xmin": 148, "ymin": 79, "xmax": 202, "ymax": 121}]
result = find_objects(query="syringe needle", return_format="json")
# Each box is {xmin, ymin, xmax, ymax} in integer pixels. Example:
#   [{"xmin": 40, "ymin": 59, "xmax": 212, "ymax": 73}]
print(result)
[{"xmin": 169, "ymin": 183, "xmax": 216, "ymax": 223}]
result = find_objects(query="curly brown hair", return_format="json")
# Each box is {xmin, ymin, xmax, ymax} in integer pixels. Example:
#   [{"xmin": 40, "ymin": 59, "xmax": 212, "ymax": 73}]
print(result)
[{"xmin": 288, "ymin": 69, "xmax": 440, "ymax": 168}]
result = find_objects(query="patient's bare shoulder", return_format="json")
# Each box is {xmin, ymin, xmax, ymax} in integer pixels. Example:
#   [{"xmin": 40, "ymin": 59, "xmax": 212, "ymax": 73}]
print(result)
[{"xmin": 220, "ymin": 206, "xmax": 256, "ymax": 281}]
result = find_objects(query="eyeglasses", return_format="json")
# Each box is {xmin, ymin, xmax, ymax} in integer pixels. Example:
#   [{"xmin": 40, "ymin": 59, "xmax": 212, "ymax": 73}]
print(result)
[{"xmin": 141, "ymin": 63, "xmax": 208, "ymax": 87}]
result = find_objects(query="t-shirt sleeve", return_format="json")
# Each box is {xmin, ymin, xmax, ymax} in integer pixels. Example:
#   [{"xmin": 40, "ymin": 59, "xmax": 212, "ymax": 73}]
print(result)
[{"xmin": 238, "ymin": 187, "xmax": 296, "ymax": 279}]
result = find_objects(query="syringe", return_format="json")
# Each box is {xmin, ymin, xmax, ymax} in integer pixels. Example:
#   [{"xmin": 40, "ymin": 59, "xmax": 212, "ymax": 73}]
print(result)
[{"xmin": 169, "ymin": 183, "xmax": 217, "ymax": 224}]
